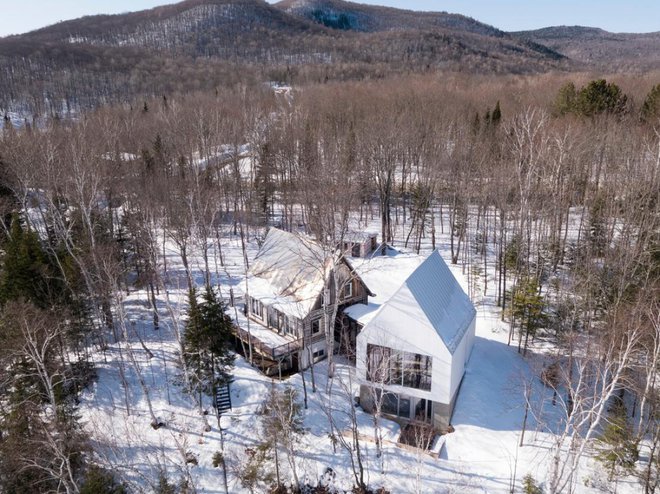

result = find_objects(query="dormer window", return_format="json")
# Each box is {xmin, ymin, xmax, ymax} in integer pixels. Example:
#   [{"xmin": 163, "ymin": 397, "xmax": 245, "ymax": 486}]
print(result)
[{"xmin": 344, "ymin": 281, "xmax": 353, "ymax": 299}]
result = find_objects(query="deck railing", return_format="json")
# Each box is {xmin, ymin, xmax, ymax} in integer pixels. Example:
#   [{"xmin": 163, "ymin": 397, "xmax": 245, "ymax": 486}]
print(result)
[{"xmin": 232, "ymin": 323, "xmax": 304, "ymax": 360}]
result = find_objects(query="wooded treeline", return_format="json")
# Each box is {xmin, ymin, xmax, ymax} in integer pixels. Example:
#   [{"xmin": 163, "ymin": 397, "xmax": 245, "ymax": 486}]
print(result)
[{"xmin": 0, "ymin": 73, "xmax": 658, "ymax": 492}]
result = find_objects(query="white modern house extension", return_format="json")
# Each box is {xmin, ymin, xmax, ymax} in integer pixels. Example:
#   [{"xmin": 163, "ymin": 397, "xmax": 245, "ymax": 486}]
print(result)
[{"xmin": 355, "ymin": 250, "xmax": 476, "ymax": 430}]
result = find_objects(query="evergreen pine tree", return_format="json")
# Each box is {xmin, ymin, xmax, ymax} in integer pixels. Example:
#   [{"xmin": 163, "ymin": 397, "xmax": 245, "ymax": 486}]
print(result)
[
  {"xmin": 154, "ymin": 472, "xmax": 178, "ymax": 494},
  {"xmin": 0, "ymin": 214, "xmax": 53, "ymax": 307},
  {"xmin": 642, "ymin": 83, "xmax": 660, "ymax": 122},
  {"xmin": 576, "ymin": 79, "xmax": 627, "ymax": 116},
  {"xmin": 554, "ymin": 82, "xmax": 576, "ymax": 116},
  {"xmin": 588, "ymin": 194, "xmax": 607, "ymax": 256},
  {"xmin": 198, "ymin": 287, "xmax": 235, "ymax": 386},
  {"xmin": 491, "ymin": 100, "xmax": 502, "ymax": 125},
  {"xmin": 596, "ymin": 399, "xmax": 639, "ymax": 481},
  {"xmin": 511, "ymin": 277, "xmax": 546, "ymax": 355},
  {"xmin": 80, "ymin": 466, "xmax": 126, "ymax": 494},
  {"xmin": 153, "ymin": 134, "xmax": 169, "ymax": 177},
  {"xmin": 522, "ymin": 474, "xmax": 543, "ymax": 494},
  {"xmin": 255, "ymin": 141, "xmax": 275, "ymax": 224},
  {"xmin": 183, "ymin": 288, "xmax": 234, "ymax": 404}
]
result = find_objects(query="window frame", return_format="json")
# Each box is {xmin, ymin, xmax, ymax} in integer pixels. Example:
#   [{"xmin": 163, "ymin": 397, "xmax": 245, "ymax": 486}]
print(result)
[
  {"xmin": 344, "ymin": 280, "xmax": 353, "ymax": 299},
  {"xmin": 367, "ymin": 343, "xmax": 432, "ymax": 391},
  {"xmin": 380, "ymin": 391, "xmax": 411, "ymax": 419},
  {"xmin": 311, "ymin": 318, "xmax": 322, "ymax": 335},
  {"xmin": 250, "ymin": 298, "xmax": 263, "ymax": 320}
]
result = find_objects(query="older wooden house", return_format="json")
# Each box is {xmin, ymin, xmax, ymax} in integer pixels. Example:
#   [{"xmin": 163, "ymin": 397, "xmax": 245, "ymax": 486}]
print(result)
[{"xmin": 238, "ymin": 228, "xmax": 371, "ymax": 375}]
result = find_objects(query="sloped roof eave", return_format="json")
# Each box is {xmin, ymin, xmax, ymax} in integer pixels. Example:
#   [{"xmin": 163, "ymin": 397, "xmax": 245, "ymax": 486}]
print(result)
[{"xmin": 359, "ymin": 250, "xmax": 476, "ymax": 354}]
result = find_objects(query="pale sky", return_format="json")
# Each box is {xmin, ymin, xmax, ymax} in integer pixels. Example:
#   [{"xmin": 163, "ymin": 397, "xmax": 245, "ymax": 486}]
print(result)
[{"xmin": 0, "ymin": 0, "xmax": 658, "ymax": 37}]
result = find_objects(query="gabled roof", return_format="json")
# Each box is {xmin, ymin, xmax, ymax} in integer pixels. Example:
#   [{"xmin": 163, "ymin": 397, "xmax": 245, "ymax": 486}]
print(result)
[
  {"xmin": 365, "ymin": 250, "xmax": 476, "ymax": 354},
  {"xmin": 247, "ymin": 228, "xmax": 328, "ymax": 318},
  {"xmin": 343, "ymin": 248, "xmax": 425, "ymax": 325},
  {"xmin": 343, "ymin": 231, "xmax": 378, "ymax": 243}
]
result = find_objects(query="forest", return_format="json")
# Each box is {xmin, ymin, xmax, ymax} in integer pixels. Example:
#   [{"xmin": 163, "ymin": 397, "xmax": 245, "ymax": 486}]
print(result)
[
  {"xmin": 0, "ymin": 68, "xmax": 658, "ymax": 493},
  {"xmin": 0, "ymin": 0, "xmax": 569, "ymax": 118}
]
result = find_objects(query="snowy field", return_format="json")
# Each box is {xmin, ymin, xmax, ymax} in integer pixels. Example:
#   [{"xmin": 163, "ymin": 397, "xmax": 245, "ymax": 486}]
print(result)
[{"xmin": 77, "ymin": 207, "xmax": 641, "ymax": 493}]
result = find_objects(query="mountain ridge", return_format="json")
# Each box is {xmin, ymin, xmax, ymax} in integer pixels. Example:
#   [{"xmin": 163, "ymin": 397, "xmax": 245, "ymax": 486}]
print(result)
[
  {"xmin": 274, "ymin": 0, "xmax": 505, "ymax": 37},
  {"xmin": 9, "ymin": 0, "xmax": 650, "ymax": 114},
  {"xmin": 0, "ymin": 0, "xmax": 567, "ymax": 65},
  {"xmin": 516, "ymin": 24, "xmax": 660, "ymax": 70}
]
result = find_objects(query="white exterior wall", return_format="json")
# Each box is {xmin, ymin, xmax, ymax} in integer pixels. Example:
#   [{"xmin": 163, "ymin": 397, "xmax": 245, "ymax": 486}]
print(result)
[
  {"xmin": 357, "ymin": 319, "xmax": 451, "ymax": 405},
  {"xmin": 299, "ymin": 340, "xmax": 328, "ymax": 370},
  {"xmin": 354, "ymin": 249, "xmax": 477, "ymax": 426},
  {"xmin": 448, "ymin": 316, "xmax": 476, "ymax": 403},
  {"xmin": 356, "ymin": 313, "xmax": 476, "ymax": 406}
]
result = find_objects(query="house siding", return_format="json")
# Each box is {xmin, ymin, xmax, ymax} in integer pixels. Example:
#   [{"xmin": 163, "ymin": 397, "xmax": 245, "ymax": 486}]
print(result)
[
  {"xmin": 449, "ymin": 316, "xmax": 476, "ymax": 402},
  {"xmin": 343, "ymin": 234, "xmax": 378, "ymax": 258}
]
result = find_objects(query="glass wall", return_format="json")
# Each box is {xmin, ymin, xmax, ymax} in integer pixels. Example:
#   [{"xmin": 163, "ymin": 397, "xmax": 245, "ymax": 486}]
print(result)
[
  {"xmin": 382, "ymin": 392, "xmax": 411, "ymax": 418},
  {"xmin": 366, "ymin": 344, "xmax": 432, "ymax": 391}
]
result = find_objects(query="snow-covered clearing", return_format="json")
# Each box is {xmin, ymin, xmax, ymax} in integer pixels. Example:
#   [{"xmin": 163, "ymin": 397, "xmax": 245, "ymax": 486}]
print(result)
[{"xmin": 78, "ymin": 208, "xmax": 640, "ymax": 493}]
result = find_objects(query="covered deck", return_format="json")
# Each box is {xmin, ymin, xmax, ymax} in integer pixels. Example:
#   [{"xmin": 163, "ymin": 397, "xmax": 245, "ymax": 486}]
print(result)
[{"xmin": 231, "ymin": 309, "xmax": 304, "ymax": 378}]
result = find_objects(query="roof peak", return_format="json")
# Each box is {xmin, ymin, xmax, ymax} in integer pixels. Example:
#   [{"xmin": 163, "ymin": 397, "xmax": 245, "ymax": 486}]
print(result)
[{"xmin": 391, "ymin": 249, "xmax": 475, "ymax": 353}]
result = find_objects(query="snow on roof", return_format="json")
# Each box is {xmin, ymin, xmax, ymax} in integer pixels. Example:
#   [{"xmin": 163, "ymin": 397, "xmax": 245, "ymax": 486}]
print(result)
[
  {"xmin": 342, "ymin": 231, "xmax": 377, "ymax": 243},
  {"xmin": 358, "ymin": 250, "xmax": 476, "ymax": 354},
  {"xmin": 191, "ymin": 144, "xmax": 251, "ymax": 172},
  {"xmin": 247, "ymin": 228, "xmax": 329, "ymax": 319},
  {"xmin": 344, "ymin": 248, "xmax": 425, "ymax": 326},
  {"xmin": 405, "ymin": 251, "xmax": 476, "ymax": 353},
  {"xmin": 102, "ymin": 152, "xmax": 138, "ymax": 162}
]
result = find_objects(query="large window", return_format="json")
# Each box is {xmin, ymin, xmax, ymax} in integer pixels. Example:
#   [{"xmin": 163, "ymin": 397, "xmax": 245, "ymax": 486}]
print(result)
[
  {"xmin": 269, "ymin": 309, "xmax": 280, "ymax": 330},
  {"xmin": 283, "ymin": 315, "xmax": 301, "ymax": 338},
  {"xmin": 380, "ymin": 391, "xmax": 411, "ymax": 418},
  {"xmin": 367, "ymin": 344, "xmax": 432, "ymax": 391}
]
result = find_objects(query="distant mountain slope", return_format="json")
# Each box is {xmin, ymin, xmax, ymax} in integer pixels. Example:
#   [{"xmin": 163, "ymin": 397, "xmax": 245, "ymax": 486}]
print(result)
[
  {"xmin": 275, "ymin": 0, "xmax": 561, "ymax": 60},
  {"xmin": 28, "ymin": 0, "xmax": 323, "ymax": 40},
  {"xmin": 11, "ymin": 0, "xmax": 561, "ymax": 64},
  {"xmin": 0, "ymin": 0, "xmax": 568, "ymax": 114},
  {"xmin": 16, "ymin": 0, "xmax": 329, "ymax": 59},
  {"xmin": 275, "ymin": 0, "xmax": 504, "ymax": 36},
  {"xmin": 515, "ymin": 25, "xmax": 660, "ymax": 70}
]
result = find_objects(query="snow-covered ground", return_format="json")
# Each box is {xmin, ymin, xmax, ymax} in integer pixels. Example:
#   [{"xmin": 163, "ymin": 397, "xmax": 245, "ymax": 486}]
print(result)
[{"xmin": 78, "ymin": 208, "xmax": 641, "ymax": 493}]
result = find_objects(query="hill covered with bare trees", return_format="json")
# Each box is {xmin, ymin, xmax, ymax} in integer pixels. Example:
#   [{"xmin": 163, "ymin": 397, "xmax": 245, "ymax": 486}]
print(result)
[
  {"xmin": 0, "ymin": 0, "xmax": 568, "ymax": 116},
  {"xmin": 1, "ymin": 2, "xmax": 660, "ymax": 493},
  {"xmin": 516, "ymin": 25, "xmax": 660, "ymax": 71}
]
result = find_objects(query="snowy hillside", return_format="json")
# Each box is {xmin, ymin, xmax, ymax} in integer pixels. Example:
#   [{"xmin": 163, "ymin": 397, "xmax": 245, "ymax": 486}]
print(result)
[{"xmin": 76, "ymin": 208, "xmax": 642, "ymax": 494}]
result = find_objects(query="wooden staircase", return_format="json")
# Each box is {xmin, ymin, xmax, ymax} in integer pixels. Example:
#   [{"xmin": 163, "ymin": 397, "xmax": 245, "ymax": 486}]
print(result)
[{"xmin": 214, "ymin": 383, "xmax": 232, "ymax": 415}]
